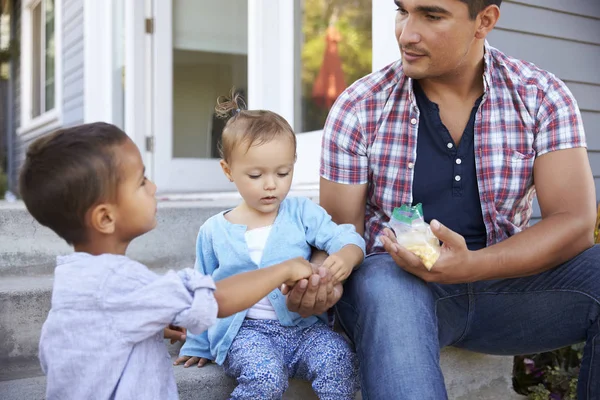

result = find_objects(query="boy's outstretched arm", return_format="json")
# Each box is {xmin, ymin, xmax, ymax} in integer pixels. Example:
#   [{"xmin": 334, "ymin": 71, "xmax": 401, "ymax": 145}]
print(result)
[{"xmin": 214, "ymin": 257, "xmax": 312, "ymax": 318}]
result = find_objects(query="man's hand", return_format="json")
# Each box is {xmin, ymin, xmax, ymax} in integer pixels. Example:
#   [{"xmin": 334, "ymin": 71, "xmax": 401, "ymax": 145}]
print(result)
[
  {"xmin": 380, "ymin": 220, "xmax": 480, "ymax": 284},
  {"xmin": 282, "ymin": 266, "xmax": 342, "ymax": 317},
  {"xmin": 164, "ymin": 325, "xmax": 187, "ymax": 344},
  {"xmin": 173, "ymin": 355, "xmax": 211, "ymax": 368}
]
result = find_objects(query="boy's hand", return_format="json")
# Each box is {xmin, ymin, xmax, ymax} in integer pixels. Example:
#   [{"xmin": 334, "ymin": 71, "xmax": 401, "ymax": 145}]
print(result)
[
  {"xmin": 164, "ymin": 325, "xmax": 187, "ymax": 344},
  {"xmin": 321, "ymin": 254, "xmax": 353, "ymax": 284},
  {"xmin": 283, "ymin": 257, "xmax": 314, "ymax": 286},
  {"xmin": 173, "ymin": 355, "xmax": 211, "ymax": 368}
]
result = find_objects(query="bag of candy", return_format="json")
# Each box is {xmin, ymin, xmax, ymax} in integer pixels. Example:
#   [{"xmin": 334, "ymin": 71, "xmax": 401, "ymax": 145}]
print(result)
[{"xmin": 388, "ymin": 204, "xmax": 441, "ymax": 270}]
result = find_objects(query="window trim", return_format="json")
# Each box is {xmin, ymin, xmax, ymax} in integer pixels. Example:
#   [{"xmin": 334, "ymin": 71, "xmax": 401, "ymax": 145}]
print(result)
[{"xmin": 18, "ymin": 0, "xmax": 63, "ymax": 136}]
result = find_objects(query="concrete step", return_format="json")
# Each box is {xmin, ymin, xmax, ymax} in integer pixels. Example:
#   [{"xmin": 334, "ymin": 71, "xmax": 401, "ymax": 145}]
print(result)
[
  {"xmin": 0, "ymin": 188, "xmax": 320, "ymax": 277},
  {"xmin": 0, "ymin": 195, "xmax": 523, "ymax": 399},
  {"xmin": 0, "ymin": 351, "xmax": 523, "ymax": 400},
  {"xmin": 0, "ymin": 201, "xmax": 230, "ymax": 277},
  {"xmin": 0, "ymin": 273, "xmax": 522, "ymax": 400}
]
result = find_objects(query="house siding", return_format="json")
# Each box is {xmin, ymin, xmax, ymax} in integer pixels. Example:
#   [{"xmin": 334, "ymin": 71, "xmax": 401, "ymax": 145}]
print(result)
[
  {"xmin": 12, "ymin": 0, "xmax": 83, "ymax": 192},
  {"xmin": 487, "ymin": 0, "xmax": 600, "ymax": 224}
]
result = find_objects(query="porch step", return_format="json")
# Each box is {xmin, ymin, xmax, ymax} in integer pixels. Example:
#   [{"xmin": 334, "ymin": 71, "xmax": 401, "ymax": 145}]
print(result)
[
  {"xmin": 0, "ymin": 189, "xmax": 319, "ymax": 277},
  {"xmin": 0, "ymin": 198, "xmax": 522, "ymax": 399},
  {"xmin": 0, "ymin": 351, "xmax": 522, "ymax": 400},
  {"xmin": 0, "ymin": 201, "xmax": 230, "ymax": 277}
]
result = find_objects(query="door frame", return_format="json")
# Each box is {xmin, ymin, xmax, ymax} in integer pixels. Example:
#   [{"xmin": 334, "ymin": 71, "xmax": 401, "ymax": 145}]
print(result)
[{"xmin": 150, "ymin": 0, "xmax": 299, "ymax": 193}]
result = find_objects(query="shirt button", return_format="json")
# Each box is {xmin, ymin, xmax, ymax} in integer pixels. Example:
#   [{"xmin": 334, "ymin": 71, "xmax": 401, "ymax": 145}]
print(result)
[
  {"xmin": 454, "ymin": 175, "xmax": 461, "ymax": 182},
  {"xmin": 408, "ymin": 162, "xmax": 414, "ymax": 169},
  {"xmin": 270, "ymin": 293, "xmax": 277, "ymax": 299},
  {"xmin": 410, "ymin": 118, "xmax": 417, "ymax": 125},
  {"xmin": 447, "ymin": 143, "xmax": 454, "ymax": 149},
  {"xmin": 455, "ymin": 158, "xmax": 462, "ymax": 165}
]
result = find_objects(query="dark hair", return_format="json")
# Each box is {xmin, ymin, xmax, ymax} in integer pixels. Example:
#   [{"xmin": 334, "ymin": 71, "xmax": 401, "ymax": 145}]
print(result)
[
  {"xmin": 215, "ymin": 89, "xmax": 296, "ymax": 164},
  {"xmin": 19, "ymin": 122, "xmax": 130, "ymax": 245},
  {"xmin": 459, "ymin": 0, "xmax": 502, "ymax": 19}
]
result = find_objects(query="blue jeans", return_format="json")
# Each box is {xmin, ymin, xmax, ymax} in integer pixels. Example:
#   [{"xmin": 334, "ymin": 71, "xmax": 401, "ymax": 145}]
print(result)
[{"xmin": 335, "ymin": 245, "xmax": 600, "ymax": 400}]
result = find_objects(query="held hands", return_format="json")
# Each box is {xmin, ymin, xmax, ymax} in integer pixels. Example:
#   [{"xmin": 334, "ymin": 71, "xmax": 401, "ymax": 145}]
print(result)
[
  {"xmin": 379, "ymin": 219, "xmax": 480, "ymax": 284},
  {"xmin": 282, "ymin": 263, "xmax": 342, "ymax": 318},
  {"xmin": 282, "ymin": 256, "xmax": 315, "ymax": 287}
]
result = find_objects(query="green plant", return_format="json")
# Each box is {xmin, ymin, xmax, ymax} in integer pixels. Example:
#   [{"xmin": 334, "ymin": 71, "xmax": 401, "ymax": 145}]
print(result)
[
  {"xmin": 0, "ymin": 167, "xmax": 7, "ymax": 199},
  {"xmin": 513, "ymin": 206, "xmax": 600, "ymax": 399},
  {"xmin": 513, "ymin": 343, "xmax": 583, "ymax": 399}
]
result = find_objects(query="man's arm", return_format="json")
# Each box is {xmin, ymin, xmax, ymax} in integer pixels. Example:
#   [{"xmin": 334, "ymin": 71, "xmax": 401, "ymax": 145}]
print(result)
[
  {"xmin": 319, "ymin": 178, "xmax": 368, "ymax": 235},
  {"xmin": 475, "ymin": 147, "xmax": 596, "ymax": 279},
  {"xmin": 285, "ymin": 179, "xmax": 368, "ymax": 316},
  {"xmin": 381, "ymin": 148, "xmax": 596, "ymax": 283}
]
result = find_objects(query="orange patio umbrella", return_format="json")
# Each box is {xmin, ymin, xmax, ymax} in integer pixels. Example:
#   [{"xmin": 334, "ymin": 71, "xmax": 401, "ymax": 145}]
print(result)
[{"xmin": 312, "ymin": 26, "xmax": 347, "ymax": 109}]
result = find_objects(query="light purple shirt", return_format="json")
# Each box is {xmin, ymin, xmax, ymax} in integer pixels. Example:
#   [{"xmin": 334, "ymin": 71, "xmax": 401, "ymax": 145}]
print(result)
[{"xmin": 39, "ymin": 253, "xmax": 217, "ymax": 400}]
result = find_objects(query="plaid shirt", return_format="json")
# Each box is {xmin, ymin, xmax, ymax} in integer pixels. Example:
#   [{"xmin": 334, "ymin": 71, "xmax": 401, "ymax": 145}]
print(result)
[{"xmin": 321, "ymin": 42, "xmax": 586, "ymax": 254}]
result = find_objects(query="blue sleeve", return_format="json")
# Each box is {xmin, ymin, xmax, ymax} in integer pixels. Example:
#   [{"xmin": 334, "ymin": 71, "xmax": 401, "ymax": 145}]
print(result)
[
  {"xmin": 180, "ymin": 222, "xmax": 219, "ymax": 360},
  {"xmin": 299, "ymin": 198, "xmax": 366, "ymax": 256}
]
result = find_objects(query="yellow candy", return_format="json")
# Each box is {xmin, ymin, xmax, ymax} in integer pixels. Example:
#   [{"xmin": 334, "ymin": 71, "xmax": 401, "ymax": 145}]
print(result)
[{"xmin": 405, "ymin": 244, "xmax": 439, "ymax": 270}]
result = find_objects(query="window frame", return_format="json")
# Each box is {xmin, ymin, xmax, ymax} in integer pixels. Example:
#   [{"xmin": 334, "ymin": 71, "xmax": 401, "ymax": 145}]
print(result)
[{"xmin": 19, "ymin": 0, "xmax": 62, "ymax": 136}]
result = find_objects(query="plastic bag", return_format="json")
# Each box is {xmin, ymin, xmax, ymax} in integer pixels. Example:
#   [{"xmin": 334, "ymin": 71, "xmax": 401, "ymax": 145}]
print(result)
[{"xmin": 388, "ymin": 204, "xmax": 441, "ymax": 270}]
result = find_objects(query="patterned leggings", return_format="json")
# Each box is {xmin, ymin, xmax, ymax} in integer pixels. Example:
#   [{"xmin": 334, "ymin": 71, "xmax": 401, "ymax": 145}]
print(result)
[{"xmin": 223, "ymin": 319, "xmax": 359, "ymax": 400}]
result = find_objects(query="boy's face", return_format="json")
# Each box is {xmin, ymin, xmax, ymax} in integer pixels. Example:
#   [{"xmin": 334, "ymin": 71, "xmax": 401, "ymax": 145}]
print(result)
[
  {"xmin": 222, "ymin": 136, "xmax": 295, "ymax": 217},
  {"xmin": 113, "ymin": 140, "xmax": 158, "ymax": 241}
]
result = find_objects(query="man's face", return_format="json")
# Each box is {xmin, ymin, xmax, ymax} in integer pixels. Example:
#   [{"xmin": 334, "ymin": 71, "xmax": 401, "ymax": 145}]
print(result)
[{"xmin": 394, "ymin": 0, "xmax": 480, "ymax": 80}]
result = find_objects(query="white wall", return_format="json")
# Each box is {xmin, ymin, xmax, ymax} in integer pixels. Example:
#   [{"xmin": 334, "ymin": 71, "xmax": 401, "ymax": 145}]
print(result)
[{"xmin": 372, "ymin": 0, "xmax": 400, "ymax": 71}]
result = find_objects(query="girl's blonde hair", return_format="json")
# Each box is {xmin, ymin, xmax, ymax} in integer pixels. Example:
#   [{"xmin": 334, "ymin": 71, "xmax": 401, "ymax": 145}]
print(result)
[{"xmin": 215, "ymin": 89, "xmax": 296, "ymax": 163}]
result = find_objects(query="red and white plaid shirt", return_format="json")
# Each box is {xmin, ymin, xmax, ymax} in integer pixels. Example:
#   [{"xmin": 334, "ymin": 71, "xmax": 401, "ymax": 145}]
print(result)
[{"xmin": 320, "ymin": 42, "xmax": 586, "ymax": 254}]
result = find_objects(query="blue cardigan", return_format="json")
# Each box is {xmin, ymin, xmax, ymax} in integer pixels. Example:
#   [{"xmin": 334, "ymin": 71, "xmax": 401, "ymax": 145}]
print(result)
[{"xmin": 179, "ymin": 196, "xmax": 365, "ymax": 364}]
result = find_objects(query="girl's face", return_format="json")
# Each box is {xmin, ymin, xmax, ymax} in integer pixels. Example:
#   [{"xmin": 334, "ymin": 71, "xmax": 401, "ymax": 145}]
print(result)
[{"xmin": 221, "ymin": 135, "xmax": 296, "ymax": 218}]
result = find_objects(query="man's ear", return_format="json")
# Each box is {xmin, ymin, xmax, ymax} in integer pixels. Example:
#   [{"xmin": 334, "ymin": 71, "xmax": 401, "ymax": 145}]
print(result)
[
  {"xmin": 88, "ymin": 203, "xmax": 116, "ymax": 235},
  {"xmin": 475, "ymin": 5, "xmax": 500, "ymax": 40},
  {"xmin": 220, "ymin": 160, "xmax": 234, "ymax": 182}
]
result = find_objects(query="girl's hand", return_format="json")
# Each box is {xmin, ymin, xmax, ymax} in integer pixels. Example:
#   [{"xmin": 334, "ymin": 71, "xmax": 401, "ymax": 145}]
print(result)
[
  {"xmin": 173, "ymin": 355, "xmax": 211, "ymax": 368},
  {"xmin": 321, "ymin": 254, "xmax": 352, "ymax": 284}
]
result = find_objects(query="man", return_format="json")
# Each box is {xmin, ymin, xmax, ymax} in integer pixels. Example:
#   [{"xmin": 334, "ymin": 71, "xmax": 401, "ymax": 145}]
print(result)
[{"xmin": 286, "ymin": 0, "xmax": 600, "ymax": 398}]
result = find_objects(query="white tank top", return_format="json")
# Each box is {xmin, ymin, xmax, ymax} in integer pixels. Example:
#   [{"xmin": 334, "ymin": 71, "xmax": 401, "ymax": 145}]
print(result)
[{"xmin": 245, "ymin": 225, "xmax": 278, "ymax": 320}]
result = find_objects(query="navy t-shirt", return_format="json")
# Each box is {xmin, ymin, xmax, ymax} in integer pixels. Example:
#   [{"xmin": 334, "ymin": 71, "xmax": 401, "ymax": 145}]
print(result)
[{"xmin": 411, "ymin": 82, "xmax": 487, "ymax": 251}]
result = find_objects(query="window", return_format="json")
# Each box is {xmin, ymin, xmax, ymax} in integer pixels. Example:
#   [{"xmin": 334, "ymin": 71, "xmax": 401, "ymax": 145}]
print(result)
[
  {"xmin": 296, "ymin": 0, "xmax": 372, "ymax": 133},
  {"xmin": 31, "ymin": 0, "xmax": 54, "ymax": 117},
  {"xmin": 20, "ymin": 0, "xmax": 60, "ymax": 133}
]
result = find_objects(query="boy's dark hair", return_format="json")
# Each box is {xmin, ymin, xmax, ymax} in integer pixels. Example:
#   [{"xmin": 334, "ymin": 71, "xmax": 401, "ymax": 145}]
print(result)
[
  {"xmin": 19, "ymin": 122, "xmax": 129, "ymax": 245},
  {"xmin": 459, "ymin": 0, "xmax": 502, "ymax": 19}
]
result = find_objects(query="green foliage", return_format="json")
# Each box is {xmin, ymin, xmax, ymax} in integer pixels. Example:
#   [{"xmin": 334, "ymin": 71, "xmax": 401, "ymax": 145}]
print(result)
[
  {"xmin": 513, "ymin": 343, "xmax": 583, "ymax": 399},
  {"xmin": 0, "ymin": 167, "xmax": 7, "ymax": 199}
]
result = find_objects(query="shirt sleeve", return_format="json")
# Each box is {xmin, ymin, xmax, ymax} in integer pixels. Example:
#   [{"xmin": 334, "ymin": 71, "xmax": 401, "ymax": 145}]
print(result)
[
  {"xmin": 180, "ymin": 223, "xmax": 219, "ymax": 360},
  {"xmin": 320, "ymin": 92, "xmax": 369, "ymax": 185},
  {"xmin": 300, "ymin": 197, "xmax": 366, "ymax": 256},
  {"xmin": 103, "ymin": 260, "xmax": 218, "ymax": 345},
  {"xmin": 534, "ymin": 76, "xmax": 587, "ymax": 157}
]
